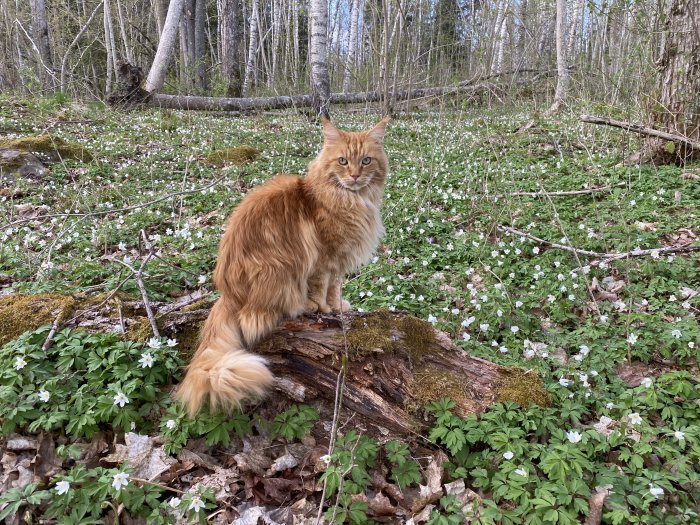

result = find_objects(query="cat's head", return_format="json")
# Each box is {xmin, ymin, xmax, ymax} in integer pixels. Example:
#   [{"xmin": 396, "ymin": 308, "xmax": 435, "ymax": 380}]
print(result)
[{"xmin": 312, "ymin": 117, "xmax": 389, "ymax": 192}]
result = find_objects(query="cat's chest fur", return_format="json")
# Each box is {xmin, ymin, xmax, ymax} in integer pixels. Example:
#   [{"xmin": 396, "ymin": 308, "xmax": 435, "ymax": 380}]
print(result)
[{"xmin": 314, "ymin": 189, "xmax": 384, "ymax": 272}]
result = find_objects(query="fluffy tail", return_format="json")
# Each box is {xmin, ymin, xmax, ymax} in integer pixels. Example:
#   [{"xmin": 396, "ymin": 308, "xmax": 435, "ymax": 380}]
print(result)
[{"xmin": 177, "ymin": 300, "xmax": 274, "ymax": 417}]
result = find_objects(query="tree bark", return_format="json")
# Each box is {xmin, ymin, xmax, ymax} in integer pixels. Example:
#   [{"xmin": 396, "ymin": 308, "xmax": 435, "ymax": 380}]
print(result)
[
  {"xmin": 342, "ymin": 0, "xmax": 361, "ymax": 92},
  {"xmin": 221, "ymin": 0, "xmax": 243, "ymax": 97},
  {"xmin": 29, "ymin": 0, "xmax": 55, "ymax": 91},
  {"xmin": 634, "ymin": 0, "xmax": 700, "ymax": 164},
  {"xmin": 194, "ymin": 0, "xmax": 208, "ymax": 90},
  {"xmin": 149, "ymin": 77, "xmax": 521, "ymax": 110},
  {"xmin": 144, "ymin": 0, "xmax": 187, "ymax": 93},
  {"xmin": 242, "ymin": 0, "xmax": 260, "ymax": 95},
  {"xmin": 309, "ymin": 0, "xmax": 331, "ymax": 117},
  {"xmin": 546, "ymin": 0, "xmax": 568, "ymax": 115}
]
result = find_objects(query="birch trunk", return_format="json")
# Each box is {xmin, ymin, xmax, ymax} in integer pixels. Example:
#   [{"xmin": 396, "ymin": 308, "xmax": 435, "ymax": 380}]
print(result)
[
  {"xmin": 546, "ymin": 0, "xmax": 568, "ymax": 115},
  {"xmin": 103, "ymin": 0, "xmax": 119, "ymax": 94},
  {"xmin": 309, "ymin": 0, "xmax": 331, "ymax": 117},
  {"xmin": 342, "ymin": 0, "xmax": 361, "ymax": 92},
  {"xmin": 144, "ymin": 0, "xmax": 187, "ymax": 93},
  {"xmin": 242, "ymin": 0, "xmax": 259, "ymax": 95}
]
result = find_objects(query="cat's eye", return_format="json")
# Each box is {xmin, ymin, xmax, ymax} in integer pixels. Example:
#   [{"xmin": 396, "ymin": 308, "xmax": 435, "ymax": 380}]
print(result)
[
  {"xmin": 361, "ymin": 157, "xmax": 372, "ymax": 165},
  {"xmin": 338, "ymin": 157, "xmax": 348, "ymax": 165}
]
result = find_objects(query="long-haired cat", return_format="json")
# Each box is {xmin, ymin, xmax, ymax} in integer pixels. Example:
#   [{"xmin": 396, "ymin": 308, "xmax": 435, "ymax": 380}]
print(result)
[{"xmin": 177, "ymin": 117, "xmax": 389, "ymax": 416}]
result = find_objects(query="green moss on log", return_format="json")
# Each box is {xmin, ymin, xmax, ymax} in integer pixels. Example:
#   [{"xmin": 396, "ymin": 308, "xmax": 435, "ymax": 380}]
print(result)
[
  {"xmin": 0, "ymin": 135, "xmax": 92, "ymax": 162},
  {"xmin": 0, "ymin": 294, "xmax": 76, "ymax": 347},
  {"xmin": 496, "ymin": 368, "xmax": 552, "ymax": 407}
]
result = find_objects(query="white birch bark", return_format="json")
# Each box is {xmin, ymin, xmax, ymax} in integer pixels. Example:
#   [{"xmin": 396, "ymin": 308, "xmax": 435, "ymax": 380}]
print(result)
[
  {"xmin": 546, "ymin": 0, "xmax": 569, "ymax": 114},
  {"xmin": 242, "ymin": 0, "xmax": 259, "ymax": 95},
  {"xmin": 309, "ymin": 0, "xmax": 331, "ymax": 117},
  {"xmin": 144, "ymin": 0, "xmax": 186, "ymax": 93},
  {"xmin": 342, "ymin": 0, "xmax": 361, "ymax": 92}
]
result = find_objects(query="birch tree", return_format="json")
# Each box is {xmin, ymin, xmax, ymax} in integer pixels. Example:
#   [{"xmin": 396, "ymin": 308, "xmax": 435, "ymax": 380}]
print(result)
[
  {"xmin": 242, "ymin": 0, "xmax": 260, "ymax": 95},
  {"xmin": 145, "ymin": 0, "xmax": 187, "ymax": 93},
  {"xmin": 546, "ymin": 0, "xmax": 568, "ymax": 114},
  {"xmin": 309, "ymin": 0, "xmax": 331, "ymax": 117}
]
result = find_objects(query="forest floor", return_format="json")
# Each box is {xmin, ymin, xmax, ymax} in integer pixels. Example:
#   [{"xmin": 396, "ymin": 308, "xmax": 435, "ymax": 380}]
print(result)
[{"xmin": 0, "ymin": 96, "xmax": 699, "ymax": 524}]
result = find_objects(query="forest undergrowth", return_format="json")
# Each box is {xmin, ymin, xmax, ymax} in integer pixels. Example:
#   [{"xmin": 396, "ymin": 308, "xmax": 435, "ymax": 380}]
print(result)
[{"xmin": 0, "ymin": 96, "xmax": 699, "ymax": 524}]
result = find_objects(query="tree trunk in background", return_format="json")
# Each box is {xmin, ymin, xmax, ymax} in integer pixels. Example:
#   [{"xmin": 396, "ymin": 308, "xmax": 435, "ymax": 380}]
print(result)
[
  {"xmin": 29, "ymin": 0, "xmax": 55, "ymax": 91},
  {"xmin": 144, "ymin": 0, "xmax": 186, "ymax": 93},
  {"xmin": 194, "ymin": 0, "xmax": 208, "ymax": 90},
  {"xmin": 180, "ymin": 0, "xmax": 195, "ymax": 88},
  {"xmin": 635, "ymin": 0, "xmax": 700, "ymax": 164},
  {"xmin": 546, "ymin": 0, "xmax": 568, "ymax": 115},
  {"xmin": 566, "ymin": 0, "xmax": 583, "ymax": 64},
  {"xmin": 309, "ymin": 0, "xmax": 331, "ymax": 117},
  {"xmin": 242, "ymin": 0, "xmax": 259, "ymax": 95},
  {"xmin": 153, "ymin": 0, "xmax": 168, "ymax": 36},
  {"xmin": 221, "ymin": 0, "xmax": 243, "ymax": 96},
  {"xmin": 516, "ymin": 0, "xmax": 528, "ymax": 67},
  {"xmin": 341, "ymin": 0, "xmax": 359, "ymax": 92},
  {"xmin": 104, "ymin": 0, "xmax": 119, "ymax": 94}
]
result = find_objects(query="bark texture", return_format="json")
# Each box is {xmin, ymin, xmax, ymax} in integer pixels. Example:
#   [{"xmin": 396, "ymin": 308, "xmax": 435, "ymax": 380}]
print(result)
[
  {"xmin": 635, "ymin": 0, "xmax": 700, "ymax": 164},
  {"xmin": 29, "ymin": 0, "xmax": 55, "ymax": 91},
  {"xmin": 309, "ymin": 0, "xmax": 331, "ymax": 117},
  {"xmin": 144, "ymin": 0, "xmax": 187, "ymax": 93},
  {"xmin": 221, "ymin": 0, "xmax": 243, "ymax": 97}
]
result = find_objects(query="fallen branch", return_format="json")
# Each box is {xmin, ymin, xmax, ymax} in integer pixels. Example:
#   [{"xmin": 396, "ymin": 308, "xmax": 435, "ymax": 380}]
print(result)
[
  {"xmin": 1, "ymin": 174, "xmax": 227, "ymax": 231},
  {"xmin": 487, "ymin": 183, "xmax": 623, "ymax": 199},
  {"xmin": 581, "ymin": 115, "xmax": 700, "ymax": 151},
  {"xmin": 498, "ymin": 226, "xmax": 700, "ymax": 263},
  {"xmin": 115, "ymin": 231, "xmax": 160, "ymax": 338}
]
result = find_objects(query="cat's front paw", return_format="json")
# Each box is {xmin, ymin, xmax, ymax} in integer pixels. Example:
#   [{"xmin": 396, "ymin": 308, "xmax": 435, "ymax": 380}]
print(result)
[
  {"xmin": 330, "ymin": 299, "xmax": 352, "ymax": 313},
  {"xmin": 305, "ymin": 299, "xmax": 332, "ymax": 314}
]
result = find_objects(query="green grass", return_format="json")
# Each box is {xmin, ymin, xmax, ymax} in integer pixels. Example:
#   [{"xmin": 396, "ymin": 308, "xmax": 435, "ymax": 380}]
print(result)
[{"xmin": 1, "ymin": 97, "xmax": 699, "ymax": 523}]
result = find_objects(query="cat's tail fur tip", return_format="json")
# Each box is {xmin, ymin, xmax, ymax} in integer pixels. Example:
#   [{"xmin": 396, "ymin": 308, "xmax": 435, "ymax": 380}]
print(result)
[{"xmin": 177, "ymin": 349, "xmax": 274, "ymax": 417}]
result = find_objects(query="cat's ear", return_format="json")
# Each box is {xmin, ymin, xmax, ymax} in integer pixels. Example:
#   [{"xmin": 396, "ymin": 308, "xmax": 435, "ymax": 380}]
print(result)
[
  {"xmin": 320, "ymin": 117, "xmax": 342, "ymax": 145},
  {"xmin": 367, "ymin": 116, "xmax": 390, "ymax": 143}
]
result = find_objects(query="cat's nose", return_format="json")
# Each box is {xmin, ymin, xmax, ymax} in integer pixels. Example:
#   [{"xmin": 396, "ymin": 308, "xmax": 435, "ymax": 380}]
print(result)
[{"xmin": 350, "ymin": 172, "xmax": 361, "ymax": 180}]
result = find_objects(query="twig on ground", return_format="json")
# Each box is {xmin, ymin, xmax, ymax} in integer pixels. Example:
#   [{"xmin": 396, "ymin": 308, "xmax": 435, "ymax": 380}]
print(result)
[
  {"xmin": 41, "ymin": 314, "xmax": 62, "ymax": 353},
  {"xmin": 584, "ymin": 488, "xmax": 610, "ymax": 525},
  {"xmin": 491, "ymin": 183, "xmax": 624, "ymax": 198},
  {"xmin": 1, "ymin": 174, "xmax": 227, "ymax": 231},
  {"xmin": 498, "ymin": 225, "xmax": 700, "ymax": 263},
  {"xmin": 114, "ymin": 231, "xmax": 160, "ymax": 338},
  {"xmin": 581, "ymin": 114, "xmax": 700, "ymax": 151}
]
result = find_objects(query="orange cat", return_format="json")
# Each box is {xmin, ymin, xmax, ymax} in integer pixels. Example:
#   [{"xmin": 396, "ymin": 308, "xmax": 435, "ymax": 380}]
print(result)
[{"xmin": 177, "ymin": 117, "xmax": 389, "ymax": 416}]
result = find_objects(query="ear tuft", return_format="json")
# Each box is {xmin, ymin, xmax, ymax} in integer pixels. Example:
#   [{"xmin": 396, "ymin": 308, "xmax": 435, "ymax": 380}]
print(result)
[
  {"xmin": 367, "ymin": 116, "xmax": 390, "ymax": 143},
  {"xmin": 321, "ymin": 118, "xmax": 342, "ymax": 145}
]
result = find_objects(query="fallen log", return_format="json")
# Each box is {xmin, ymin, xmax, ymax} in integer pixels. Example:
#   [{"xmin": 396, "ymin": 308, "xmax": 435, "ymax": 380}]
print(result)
[
  {"xmin": 106, "ymin": 62, "xmax": 547, "ymax": 112},
  {"xmin": 3, "ymin": 293, "xmax": 550, "ymax": 437},
  {"xmin": 581, "ymin": 114, "xmax": 700, "ymax": 152},
  {"xmin": 150, "ymin": 84, "xmax": 492, "ymax": 111}
]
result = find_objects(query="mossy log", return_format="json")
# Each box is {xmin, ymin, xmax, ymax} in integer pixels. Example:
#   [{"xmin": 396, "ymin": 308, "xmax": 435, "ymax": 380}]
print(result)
[
  {"xmin": 1, "ymin": 293, "xmax": 550, "ymax": 435},
  {"xmin": 254, "ymin": 311, "xmax": 550, "ymax": 434}
]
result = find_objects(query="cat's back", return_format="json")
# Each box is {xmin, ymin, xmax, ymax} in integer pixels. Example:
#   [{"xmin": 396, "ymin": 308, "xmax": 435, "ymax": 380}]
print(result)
[{"xmin": 232, "ymin": 174, "xmax": 313, "ymax": 225}]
